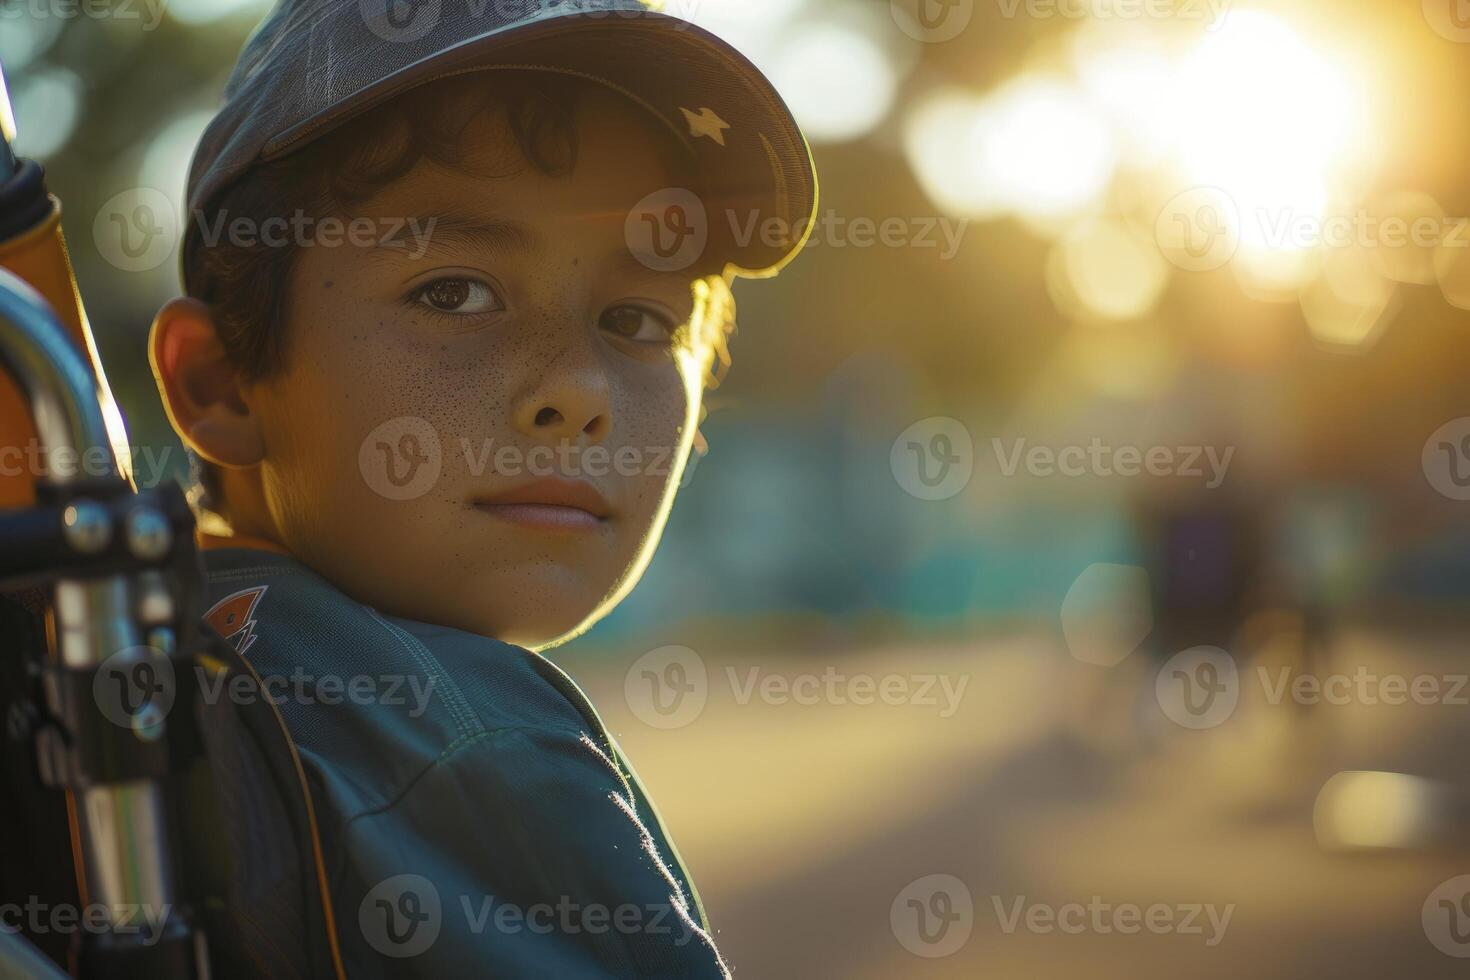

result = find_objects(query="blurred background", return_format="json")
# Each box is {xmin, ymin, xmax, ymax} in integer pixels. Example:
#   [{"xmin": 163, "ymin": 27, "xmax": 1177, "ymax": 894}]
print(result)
[{"xmin": 7, "ymin": 0, "xmax": 1470, "ymax": 975}]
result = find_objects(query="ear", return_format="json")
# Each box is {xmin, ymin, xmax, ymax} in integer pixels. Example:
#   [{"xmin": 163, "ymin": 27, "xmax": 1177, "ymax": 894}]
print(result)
[{"xmin": 148, "ymin": 297, "xmax": 264, "ymax": 468}]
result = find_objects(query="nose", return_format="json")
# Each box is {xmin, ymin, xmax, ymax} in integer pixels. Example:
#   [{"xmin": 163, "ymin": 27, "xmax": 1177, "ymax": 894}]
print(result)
[{"xmin": 512, "ymin": 345, "xmax": 612, "ymax": 445}]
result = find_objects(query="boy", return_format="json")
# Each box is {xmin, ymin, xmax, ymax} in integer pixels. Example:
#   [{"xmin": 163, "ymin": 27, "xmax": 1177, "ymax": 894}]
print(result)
[{"xmin": 148, "ymin": 1, "xmax": 815, "ymax": 975}]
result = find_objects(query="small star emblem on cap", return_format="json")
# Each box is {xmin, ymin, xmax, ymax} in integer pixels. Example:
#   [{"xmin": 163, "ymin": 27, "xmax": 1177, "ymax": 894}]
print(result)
[{"xmin": 680, "ymin": 107, "xmax": 730, "ymax": 146}]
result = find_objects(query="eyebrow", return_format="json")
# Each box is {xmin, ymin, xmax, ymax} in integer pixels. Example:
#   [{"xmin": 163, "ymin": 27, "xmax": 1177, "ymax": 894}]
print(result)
[{"xmin": 373, "ymin": 209, "xmax": 540, "ymax": 259}]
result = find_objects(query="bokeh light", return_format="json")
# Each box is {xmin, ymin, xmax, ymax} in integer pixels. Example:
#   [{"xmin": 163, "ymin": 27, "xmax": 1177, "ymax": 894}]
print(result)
[
  {"xmin": 973, "ymin": 75, "xmax": 1117, "ymax": 228},
  {"xmin": 1070, "ymin": 29, "xmax": 1177, "ymax": 165},
  {"xmin": 0, "ymin": 19, "xmax": 63, "ymax": 74},
  {"xmin": 1367, "ymin": 189, "xmax": 1445, "ymax": 286},
  {"xmin": 9, "ymin": 66, "xmax": 82, "ymax": 160},
  {"xmin": 165, "ymin": 0, "xmax": 272, "ymax": 26},
  {"xmin": 1433, "ymin": 219, "xmax": 1470, "ymax": 311},
  {"xmin": 767, "ymin": 22, "xmax": 898, "ymax": 144},
  {"xmin": 140, "ymin": 109, "xmax": 215, "ymax": 211},
  {"xmin": 1049, "ymin": 218, "xmax": 1169, "ymax": 322},
  {"xmin": 902, "ymin": 89, "xmax": 1004, "ymax": 220}
]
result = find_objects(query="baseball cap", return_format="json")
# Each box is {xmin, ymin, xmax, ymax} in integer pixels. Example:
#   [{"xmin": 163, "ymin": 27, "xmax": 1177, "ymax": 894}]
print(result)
[{"xmin": 185, "ymin": 0, "xmax": 818, "ymax": 277}]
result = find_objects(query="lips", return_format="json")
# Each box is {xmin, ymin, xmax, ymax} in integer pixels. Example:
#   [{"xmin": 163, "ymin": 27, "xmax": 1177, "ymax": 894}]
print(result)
[{"xmin": 471, "ymin": 477, "xmax": 611, "ymax": 531}]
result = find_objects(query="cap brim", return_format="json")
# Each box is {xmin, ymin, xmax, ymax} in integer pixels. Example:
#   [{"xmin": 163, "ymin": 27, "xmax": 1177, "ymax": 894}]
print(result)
[{"xmin": 258, "ymin": 11, "xmax": 817, "ymax": 279}]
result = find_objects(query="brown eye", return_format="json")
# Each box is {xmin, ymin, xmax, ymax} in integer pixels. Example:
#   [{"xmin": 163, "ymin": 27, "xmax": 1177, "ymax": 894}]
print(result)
[
  {"xmin": 599, "ymin": 304, "xmax": 674, "ymax": 343},
  {"xmin": 413, "ymin": 277, "xmax": 502, "ymax": 314}
]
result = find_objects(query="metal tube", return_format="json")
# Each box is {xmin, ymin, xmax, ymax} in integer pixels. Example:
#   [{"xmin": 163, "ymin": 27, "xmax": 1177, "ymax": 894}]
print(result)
[
  {"xmin": 0, "ymin": 269, "xmax": 178, "ymax": 927},
  {"xmin": 54, "ymin": 578, "xmax": 174, "ymax": 924},
  {"xmin": 0, "ymin": 270, "xmax": 113, "ymax": 472}
]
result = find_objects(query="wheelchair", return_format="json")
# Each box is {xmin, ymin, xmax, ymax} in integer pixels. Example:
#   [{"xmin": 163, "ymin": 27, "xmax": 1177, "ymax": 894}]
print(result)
[{"xmin": 0, "ymin": 95, "xmax": 341, "ymax": 980}]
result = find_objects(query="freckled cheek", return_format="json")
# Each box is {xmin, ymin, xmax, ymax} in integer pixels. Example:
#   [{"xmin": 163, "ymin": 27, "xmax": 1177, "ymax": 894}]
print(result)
[{"xmin": 614, "ymin": 375, "xmax": 692, "ymax": 508}]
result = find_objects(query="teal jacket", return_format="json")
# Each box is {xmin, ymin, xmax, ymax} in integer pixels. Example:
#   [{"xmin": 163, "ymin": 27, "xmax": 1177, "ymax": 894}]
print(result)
[{"xmin": 199, "ymin": 544, "xmax": 727, "ymax": 978}]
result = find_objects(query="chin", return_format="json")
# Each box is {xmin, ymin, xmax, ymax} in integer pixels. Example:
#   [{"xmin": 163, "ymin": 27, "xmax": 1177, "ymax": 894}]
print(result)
[{"xmin": 493, "ymin": 625, "xmax": 574, "ymax": 651}]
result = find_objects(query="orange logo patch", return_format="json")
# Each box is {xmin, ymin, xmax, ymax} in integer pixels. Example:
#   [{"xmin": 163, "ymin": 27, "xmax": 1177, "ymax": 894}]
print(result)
[{"xmin": 204, "ymin": 586, "xmax": 268, "ymax": 654}]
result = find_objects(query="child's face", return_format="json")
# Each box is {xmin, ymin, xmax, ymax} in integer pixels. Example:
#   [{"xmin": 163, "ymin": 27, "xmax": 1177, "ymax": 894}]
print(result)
[{"xmin": 247, "ymin": 90, "xmax": 710, "ymax": 646}]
